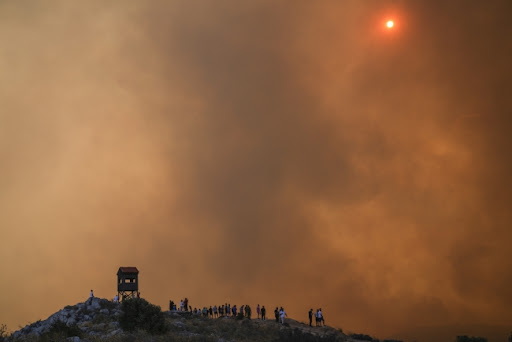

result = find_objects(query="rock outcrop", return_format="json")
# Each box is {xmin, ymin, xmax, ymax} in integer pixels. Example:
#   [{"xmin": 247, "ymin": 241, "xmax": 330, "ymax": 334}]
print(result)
[{"xmin": 11, "ymin": 298, "xmax": 122, "ymax": 340}]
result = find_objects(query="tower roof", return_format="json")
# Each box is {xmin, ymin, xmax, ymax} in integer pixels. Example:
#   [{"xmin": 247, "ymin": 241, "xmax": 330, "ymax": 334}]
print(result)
[{"xmin": 118, "ymin": 267, "xmax": 139, "ymax": 274}]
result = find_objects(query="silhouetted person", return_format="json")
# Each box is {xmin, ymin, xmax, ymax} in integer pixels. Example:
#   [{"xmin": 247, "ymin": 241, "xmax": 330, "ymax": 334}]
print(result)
[
  {"xmin": 279, "ymin": 307, "xmax": 287, "ymax": 324},
  {"xmin": 274, "ymin": 307, "xmax": 279, "ymax": 322},
  {"xmin": 256, "ymin": 304, "xmax": 260, "ymax": 319},
  {"xmin": 261, "ymin": 305, "xmax": 266, "ymax": 320},
  {"xmin": 88, "ymin": 290, "xmax": 94, "ymax": 305},
  {"xmin": 308, "ymin": 308, "xmax": 313, "ymax": 326}
]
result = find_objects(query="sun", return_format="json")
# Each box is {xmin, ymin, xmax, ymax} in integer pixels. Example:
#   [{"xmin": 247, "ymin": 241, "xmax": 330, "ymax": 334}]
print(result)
[{"xmin": 386, "ymin": 20, "xmax": 394, "ymax": 28}]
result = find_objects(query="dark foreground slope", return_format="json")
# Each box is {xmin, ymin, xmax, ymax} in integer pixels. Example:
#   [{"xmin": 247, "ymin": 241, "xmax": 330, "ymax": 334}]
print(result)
[{"xmin": 8, "ymin": 298, "xmax": 358, "ymax": 342}]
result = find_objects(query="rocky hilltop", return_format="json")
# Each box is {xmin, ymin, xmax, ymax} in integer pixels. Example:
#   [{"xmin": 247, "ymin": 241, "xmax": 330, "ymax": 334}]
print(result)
[
  {"xmin": 11, "ymin": 298, "xmax": 123, "ymax": 341},
  {"xmin": 7, "ymin": 298, "xmax": 396, "ymax": 342}
]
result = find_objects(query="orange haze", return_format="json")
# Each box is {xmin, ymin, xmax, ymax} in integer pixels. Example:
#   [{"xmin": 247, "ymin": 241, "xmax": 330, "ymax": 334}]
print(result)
[{"xmin": 1, "ymin": 1, "xmax": 511, "ymax": 341}]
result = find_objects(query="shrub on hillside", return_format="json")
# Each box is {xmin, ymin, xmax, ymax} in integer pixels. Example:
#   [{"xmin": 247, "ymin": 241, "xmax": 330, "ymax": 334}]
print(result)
[
  {"xmin": 0, "ymin": 324, "xmax": 8, "ymax": 342},
  {"xmin": 39, "ymin": 320, "xmax": 83, "ymax": 341},
  {"xmin": 92, "ymin": 313, "xmax": 110, "ymax": 324},
  {"xmin": 277, "ymin": 328, "xmax": 340, "ymax": 342},
  {"xmin": 99, "ymin": 298, "xmax": 117, "ymax": 311},
  {"xmin": 456, "ymin": 336, "xmax": 487, "ymax": 342},
  {"xmin": 119, "ymin": 298, "xmax": 168, "ymax": 334},
  {"xmin": 350, "ymin": 333, "xmax": 375, "ymax": 341}
]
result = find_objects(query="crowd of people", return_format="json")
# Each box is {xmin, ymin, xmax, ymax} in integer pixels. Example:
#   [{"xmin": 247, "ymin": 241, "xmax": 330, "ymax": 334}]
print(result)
[
  {"xmin": 170, "ymin": 301, "xmax": 261, "ymax": 320},
  {"xmin": 308, "ymin": 308, "xmax": 325, "ymax": 327},
  {"xmin": 168, "ymin": 298, "xmax": 325, "ymax": 327}
]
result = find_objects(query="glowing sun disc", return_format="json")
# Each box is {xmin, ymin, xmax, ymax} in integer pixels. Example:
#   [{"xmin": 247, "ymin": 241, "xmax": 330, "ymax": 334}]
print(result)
[{"xmin": 386, "ymin": 20, "xmax": 394, "ymax": 28}]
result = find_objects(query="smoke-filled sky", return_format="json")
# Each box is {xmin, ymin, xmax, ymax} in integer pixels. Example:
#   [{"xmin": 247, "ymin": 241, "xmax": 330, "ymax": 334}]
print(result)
[{"xmin": 1, "ymin": 0, "xmax": 511, "ymax": 340}]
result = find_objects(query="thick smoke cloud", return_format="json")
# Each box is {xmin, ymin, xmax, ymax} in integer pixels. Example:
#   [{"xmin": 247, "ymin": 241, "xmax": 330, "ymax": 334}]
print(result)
[{"xmin": 1, "ymin": 0, "xmax": 511, "ymax": 339}]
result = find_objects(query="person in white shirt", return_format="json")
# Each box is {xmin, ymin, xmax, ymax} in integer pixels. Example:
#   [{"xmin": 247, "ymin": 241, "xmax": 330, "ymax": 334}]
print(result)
[
  {"xmin": 279, "ymin": 307, "xmax": 287, "ymax": 324},
  {"xmin": 114, "ymin": 294, "xmax": 119, "ymax": 303},
  {"xmin": 180, "ymin": 300, "xmax": 184, "ymax": 311}
]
